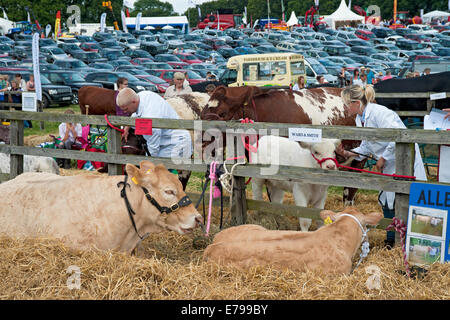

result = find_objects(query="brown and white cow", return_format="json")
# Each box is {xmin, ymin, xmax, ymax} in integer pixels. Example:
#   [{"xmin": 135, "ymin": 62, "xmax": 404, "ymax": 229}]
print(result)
[
  {"xmin": 200, "ymin": 86, "xmax": 365, "ymax": 205},
  {"xmin": 203, "ymin": 207, "xmax": 383, "ymax": 274},
  {"xmin": 0, "ymin": 160, "xmax": 203, "ymax": 254}
]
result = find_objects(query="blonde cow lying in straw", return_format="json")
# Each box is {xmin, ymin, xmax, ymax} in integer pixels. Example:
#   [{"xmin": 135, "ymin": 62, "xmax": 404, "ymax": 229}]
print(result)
[
  {"xmin": 251, "ymin": 136, "xmax": 340, "ymax": 231},
  {"xmin": 203, "ymin": 207, "xmax": 383, "ymax": 274},
  {"xmin": 0, "ymin": 160, "xmax": 203, "ymax": 254}
]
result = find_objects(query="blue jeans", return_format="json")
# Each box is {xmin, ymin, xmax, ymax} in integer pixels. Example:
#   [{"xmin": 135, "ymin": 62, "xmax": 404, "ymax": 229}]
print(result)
[{"xmin": 383, "ymin": 206, "xmax": 396, "ymax": 242}]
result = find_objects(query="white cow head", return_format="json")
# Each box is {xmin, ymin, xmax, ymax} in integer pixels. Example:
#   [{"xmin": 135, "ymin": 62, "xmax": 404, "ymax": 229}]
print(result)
[{"xmin": 299, "ymin": 139, "xmax": 341, "ymax": 170}]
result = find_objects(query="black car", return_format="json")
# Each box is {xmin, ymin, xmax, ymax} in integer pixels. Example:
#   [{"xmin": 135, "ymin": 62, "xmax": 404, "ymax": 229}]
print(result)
[
  {"xmin": 350, "ymin": 46, "xmax": 378, "ymax": 56},
  {"xmin": 57, "ymin": 43, "xmax": 84, "ymax": 55},
  {"xmin": 140, "ymin": 41, "xmax": 168, "ymax": 56},
  {"xmin": 84, "ymin": 71, "xmax": 158, "ymax": 93},
  {"xmin": 41, "ymin": 70, "xmax": 103, "ymax": 104},
  {"xmin": 371, "ymin": 27, "xmax": 396, "ymax": 38},
  {"xmin": 1, "ymin": 71, "xmax": 73, "ymax": 108},
  {"xmin": 53, "ymin": 58, "xmax": 96, "ymax": 73},
  {"xmin": 100, "ymin": 48, "xmax": 130, "ymax": 61},
  {"xmin": 71, "ymin": 51, "xmax": 108, "ymax": 64},
  {"xmin": 124, "ymin": 49, "xmax": 153, "ymax": 59},
  {"xmin": 217, "ymin": 47, "xmax": 238, "ymax": 59},
  {"xmin": 92, "ymin": 32, "xmax": 114, "ymax": 42}
]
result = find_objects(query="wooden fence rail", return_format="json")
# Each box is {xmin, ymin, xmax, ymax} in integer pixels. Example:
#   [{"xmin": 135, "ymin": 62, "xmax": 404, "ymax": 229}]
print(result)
[{"xmin": 1, "ymin": 110, "xmax": 450, "ymax": 241}]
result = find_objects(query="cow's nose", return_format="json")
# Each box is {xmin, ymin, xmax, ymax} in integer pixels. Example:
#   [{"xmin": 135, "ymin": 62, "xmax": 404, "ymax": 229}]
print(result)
[
  {"xmin": 327, "ymin": 163, "xmax": 337, "ymax": 170},
  {"xmin": 195, "ymin": 215, "xmax": 204, "ymax": 225}
]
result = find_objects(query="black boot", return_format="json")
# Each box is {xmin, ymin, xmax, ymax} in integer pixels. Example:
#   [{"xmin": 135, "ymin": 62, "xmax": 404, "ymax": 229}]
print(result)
[
  {"xmin": 64, "ymin": 159, "xmax": 71, "ymax": 169},
  {"xmin": 384, "ymin": 239, "xmax": 395, "ymax": 250}
]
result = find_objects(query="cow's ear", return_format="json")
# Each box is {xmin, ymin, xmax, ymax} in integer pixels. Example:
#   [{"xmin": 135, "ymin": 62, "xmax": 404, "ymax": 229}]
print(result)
[
  {"xmin": 139, "ymin": 160, "xmax": 156, "ymax": 173},
  {"xmin": 298, "ymin": 141, "xmax": 312, "ymax": 150},
  {"xmin": 320, "ymin": 210, "xmax": 336, "ymax": 222},
  {"xmin": 333, "ymin": 139, "xmax": 341, "ymax": 148},
  {"xmin": 212, "ymin": 86, "xmax": 226, "ymax": 99},
  {"xmin": 363, "ymin": 212, "xmax": 383, "ymax": 226},
  {"xmin": 125, "ymin": 163, "xmax": 142, "ymax": 185}
]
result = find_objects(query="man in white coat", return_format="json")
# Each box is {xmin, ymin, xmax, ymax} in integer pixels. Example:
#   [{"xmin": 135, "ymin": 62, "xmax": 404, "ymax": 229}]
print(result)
[
  {"xmin": 337, "ymin": 84, "xmax": 427, "ymax": 248},
  {"xmin": 116, "ymin": 88, "xmax": 192, "ymax": 160}
]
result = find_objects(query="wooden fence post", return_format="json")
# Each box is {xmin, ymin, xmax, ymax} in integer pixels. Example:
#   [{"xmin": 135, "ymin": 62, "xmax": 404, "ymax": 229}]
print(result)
[
  {"xmin": 38, "ymin": 100, "xmax": 44, "ymax": 130},
  {"xmin": 231, "ymin": 176, "xmax": 247, "ymax": 225},
  {"xmin": 9, "ymin": 119, "xmax": 24, "ymax": 179},
  {"xmin": 394, "ymin": 142, "xmax": 415, "ymax": 244},
  {"xmin": 107, "ymin": 126, "xmax": 122, "ymax": 175}
]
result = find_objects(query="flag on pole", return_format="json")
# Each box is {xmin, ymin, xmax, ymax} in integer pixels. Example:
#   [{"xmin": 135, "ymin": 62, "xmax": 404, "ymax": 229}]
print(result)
[
  {"xmin": 197, "ymin": 6, "xmax": 201, "ymax": 20},
  {"xmin": 136, "ymin": 12, "xmax": 142, "ymax": 31},
  {"xmin": 27, "ymin": 11, "xmax": 31, "ymax": 23},
  {"xmin": 100, "ymin": 12, "xmax": 107, "ymax": 32},
  {"xmin": 217, "ymin": 11, "xmax": 220, "ymax": 30},
  {"xmin": 281, "ymin": 0, "xmax": 285, "ymax": 22},
  {"xmin": 54, "ymin": 10, "xmax": 61, "ymax": 40},
  {"xmin": 32, "ymin": 33, "xmax": 42, "ymax": 102},
  {"xmin": 45, "ymin": 24, "xmax": 51, "ymax": 37},
  {"xmin": 121, "ymin": 10, "xmax": 128, "ymax": 32},
  {"xmin": 348, "ymin": 0, "xmax": 352, "ymax": 9},
  {"xmin": 242, "ymin": 7, "xmax": 247, "ymax": 26},
  {"xmin": 2, "ymin": 8, "xmax": 7, "ymax": 20}
]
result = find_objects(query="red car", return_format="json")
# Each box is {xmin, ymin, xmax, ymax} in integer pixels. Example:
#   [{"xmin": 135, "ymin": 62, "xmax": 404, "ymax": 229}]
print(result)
[
  {"xmin": 355, "ymin": 30, "xmax": 375, "ymax": 41},
  {"xmin": 174, "ymin": 53, "xmax": 202, "ymax": 65},
  {"xmin": 135, "ymin": 74, "xmax": 170, "ymax": 93},
  {"xmin": 146, "ymin": 69, "xmax": 206, "ymax": 85},
  {"xmin": 80, "ymin": 42, "xmax": 102, "ymax": 53}
]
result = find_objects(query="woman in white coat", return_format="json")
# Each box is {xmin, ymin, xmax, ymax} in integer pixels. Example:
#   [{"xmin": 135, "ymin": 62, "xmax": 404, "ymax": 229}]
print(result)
[{"xmin": 337, "ymin": 84, "xmax": 427, "ymax": 248}]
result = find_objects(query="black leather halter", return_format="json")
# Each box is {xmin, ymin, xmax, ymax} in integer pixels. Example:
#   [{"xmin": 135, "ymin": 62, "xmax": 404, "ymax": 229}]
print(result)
[{"xmin": 117, "ymin": 175, "xmax": 193, "ymax": 240}]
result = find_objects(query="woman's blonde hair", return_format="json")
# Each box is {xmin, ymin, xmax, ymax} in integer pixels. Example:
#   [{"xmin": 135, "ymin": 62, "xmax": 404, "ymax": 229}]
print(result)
[{"xmin": 341, "ymin": 84, "xmax": 375, "ymax": 106}]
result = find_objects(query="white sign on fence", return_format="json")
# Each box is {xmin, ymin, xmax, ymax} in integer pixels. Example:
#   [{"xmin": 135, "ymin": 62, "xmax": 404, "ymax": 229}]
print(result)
[
  {"xmin": 22, "ymin": 92, "xmax": 37, "ymax": 112},
  {"xmin": 430, "ymin": 92, "xmax": 447, "ymax": 101},
  {"xmin": 288, "ymin": 128, "xmax": 322, "ymax": 143}
]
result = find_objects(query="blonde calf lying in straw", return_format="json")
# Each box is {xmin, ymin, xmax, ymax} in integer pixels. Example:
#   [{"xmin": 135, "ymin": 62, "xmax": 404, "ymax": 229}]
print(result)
[
  {"xmin": 0, "ymin": 153, "xmax": 59, "ymax": 175},
  {"xmin": 203, "ymin": 207, "xmax": 383, "ymax": 274}
]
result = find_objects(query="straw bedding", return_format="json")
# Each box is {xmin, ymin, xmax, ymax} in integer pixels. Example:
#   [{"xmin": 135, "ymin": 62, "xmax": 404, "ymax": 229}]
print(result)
[{"xmin": 0, "ymin": 169, "xmax": 448, "ymax": 300}]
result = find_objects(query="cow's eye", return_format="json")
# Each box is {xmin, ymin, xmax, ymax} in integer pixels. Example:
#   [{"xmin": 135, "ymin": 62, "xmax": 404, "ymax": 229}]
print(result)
[{"xmin": 165, "ymin": 190, "xmax": 176, "ymax": 196}]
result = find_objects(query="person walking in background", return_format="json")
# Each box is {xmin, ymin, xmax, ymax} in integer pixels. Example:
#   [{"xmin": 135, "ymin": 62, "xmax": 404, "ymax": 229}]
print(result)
[
  {"xmin": 337, "ymin": 85, "xmax": 427, "ymax": 248},
  {"xmin": 352, "ymin": 69, "xmax": 362, "ymax": 86},
  {"xmin": 15, "ymin": 74, "xmax": 26, "ymax": 91},
  {"xmin": 382, "ymin": 70, "xmax": 393, "ymax": 81},
  {"xmin": 0, "ymin": 75, "xmax": 10, "ymax": 103},
  {"xmin": 337, "ymin": 67, "xmax": 346, "ymax": 88}
]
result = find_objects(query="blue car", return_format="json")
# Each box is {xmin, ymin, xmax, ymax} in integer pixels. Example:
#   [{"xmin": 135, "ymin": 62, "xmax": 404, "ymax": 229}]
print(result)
[{"xmin": 234, "ymin": 46, "xmax": 258, "ymax": 55}]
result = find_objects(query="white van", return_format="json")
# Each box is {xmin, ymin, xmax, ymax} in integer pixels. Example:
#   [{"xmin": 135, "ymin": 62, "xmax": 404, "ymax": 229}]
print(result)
[{"xmin": 304, "ymin": 57, "xmax": 337, "ymax": 85}]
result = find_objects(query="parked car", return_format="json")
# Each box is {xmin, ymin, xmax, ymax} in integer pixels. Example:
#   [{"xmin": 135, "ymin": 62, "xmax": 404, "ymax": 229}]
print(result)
[
  {"xmin": 154, "ymin": 54, "xmax": 188, "ymax": 69},
  {"xmin": 117, "ymin": 37, "xmax": 141, "ymax": 50},
  {"xmin": 116, "ymin": 68, "xmax": 170, "ymax": 93},
  {"xmin": 350, "ymin": 46, "xmax": 378, "ymax": 56},
  {"xmin": 57, "ymin": 43, "xmax": 84, "ymax": 55},
  {"xmin": 407, "ymin": 24, "xmax": 438, "ymax": 34},
  {"xmin": 88, "ymin": 62, "xmax": 114, "ymax": 71},
  {"xmin": 40, "ymin": 70, "xmax": 103, "ymax": 104},
  {"xmin": 0, "ymin": 70, "xmax": 73, "ymax": 108},
  {"xmin": 371, "ymin": 27, "xmax": 396, "ymax": 38},
  {"xmin": 84, "ymin": 71, "xmax": 158, "ymax": 92},
  {"xmin": 40, "ymin": 46, "xmax": 69, "ymax": 63},
  {"xmin": 234, "ymin": 46, "xmax": 258, "ymax": 55},
  {"xmin": 174, "ymin": 52, "xmax": 203, "ymax": 64},
  {"xmin": 255, "ymin": 45, "xmax": 279, "ymax": 53},
  {"xmin": 0, "ymin": 59, "xmax": 19, "ymax": 67},
  {"xmin": 53, "ymin": 58, "xmax": 95, "ymax": 73},
  {"xmin": 124, "ymin": 49, "xmax": 153, "ymax": 59},
  {"xmin": 140, "ymin": 41, "xmax": 168, "ymax": 55},
  {"xmin": 146, "ymin": 69, "xmax": 206, "ymax": 85},
  {"xmin": 355, "ymin": 30, "xmax": 375, "ymax": 41},
  {"xmin": 92, "ymin": 32, "xmax": 114, "ymax": 42},
  {"xmin": 71, "ymin": 51, "xmax": 108, "ymax": 64},
  {"xmin": 100, "ymin": 48, "xmax": 130, "ymax": 61},
  {"xmin": 143, "ymin": 62, "xmax": 173, "ymax": 70},
  {"xmin": 80, "ymin": 42, "xmax": 102, "ymax": 53}
]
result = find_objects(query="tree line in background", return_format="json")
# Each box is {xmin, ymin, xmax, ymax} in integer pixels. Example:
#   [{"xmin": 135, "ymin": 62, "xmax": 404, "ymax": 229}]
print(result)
[{"xmin": 0, "ymin": 0, "xmax": 447, "ymax": 31}]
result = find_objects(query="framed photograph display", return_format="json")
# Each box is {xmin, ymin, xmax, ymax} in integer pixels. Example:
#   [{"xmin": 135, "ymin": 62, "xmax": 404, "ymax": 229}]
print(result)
[
  {"xmin": 22, "ymin": 92, "xmax": 37, "ymax": 112},
  {"xmin": 406, "ymin": 183, "xmax": 450, "ymax": 266}
]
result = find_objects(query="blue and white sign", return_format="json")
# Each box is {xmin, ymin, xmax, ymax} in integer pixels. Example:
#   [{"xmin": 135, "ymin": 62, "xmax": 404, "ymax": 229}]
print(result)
[{"xmin": 406, "ymin": 183, "xmax": 450, "ymax": 266}]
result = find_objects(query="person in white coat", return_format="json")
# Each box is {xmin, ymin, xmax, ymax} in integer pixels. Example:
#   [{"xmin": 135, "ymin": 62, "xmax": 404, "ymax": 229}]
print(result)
[
  {"xmin": 337, "ymin": 84, "xmax": 427, "ymax": 248},
  {"xmin": 116, "ymin": 88, "xmax": 192, "ymax": 159}
]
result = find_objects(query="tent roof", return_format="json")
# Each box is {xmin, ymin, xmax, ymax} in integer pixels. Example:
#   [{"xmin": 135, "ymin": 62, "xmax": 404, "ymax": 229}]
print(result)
[
  {"xmin": 326, "ymin": 0, "xmax": 365, "ymax": 21},
  {"xmin": 423, "ymin": 10, "xmax": 450, "ymax": 18},
  {"xmin": 287, "ymin": 11, "xmax": 298, "ymax": 27},
  {"xmin": 125, "ymin": 16, "xmax": 188, "ymax": 28}
]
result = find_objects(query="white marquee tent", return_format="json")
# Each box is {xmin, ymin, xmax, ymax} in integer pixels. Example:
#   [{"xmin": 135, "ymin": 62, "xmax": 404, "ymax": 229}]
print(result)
[
  {"xmin": 286, "ymin": 11, "xmax": 298, "ymax": 27},
  {"xmin": 323, "ymin": 0, "xmax": 365, "ymax": 30},
  {"xmin": 422, "ymin": 10, "xmax": 450, "ymax": 22}
]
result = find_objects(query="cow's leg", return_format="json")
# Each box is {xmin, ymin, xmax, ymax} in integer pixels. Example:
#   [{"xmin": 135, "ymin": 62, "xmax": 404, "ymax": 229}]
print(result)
[
  {"xmin": 251, "ymin": 178, "xmax": 264, "ymax": 201},
  {"xmin": 292, "ymin": 183, "xmax": 311, "ymax": 232},
  {"xmin": 311, "ymin": 186, "xmax": 329, "ymax": 230},
  {"xmin": 266, "ymin": 183, "xmax": 285, "ymax": 204},
  {"xmin": 178, "ymin": 170, "xmax": 191, "ymax": 191}
]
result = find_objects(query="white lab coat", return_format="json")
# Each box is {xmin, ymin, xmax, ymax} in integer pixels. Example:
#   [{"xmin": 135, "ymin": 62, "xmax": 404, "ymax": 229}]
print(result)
[
  {"xmin": 352, "ymin": 102, "xmax": 427, "ymax": 209},
  {"xmin": 132, "ymin": 91, "xmax": 192, "ymax": 159}
]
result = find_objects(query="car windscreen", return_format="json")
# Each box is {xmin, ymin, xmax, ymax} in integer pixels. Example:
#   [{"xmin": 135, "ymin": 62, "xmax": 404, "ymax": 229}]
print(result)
[
  {"xmin": 60, "ymin": 73, "xmax": 86, "ymax": 82},
  {"xmin": 116, "ymin": 72, "xmax": 140, "ymax": 81}
]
